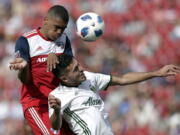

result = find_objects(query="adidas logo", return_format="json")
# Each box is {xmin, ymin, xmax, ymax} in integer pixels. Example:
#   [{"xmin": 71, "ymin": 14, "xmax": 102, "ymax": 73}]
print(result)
[{"xmin": 36, "ymin": 46, "xmax": 43, "ymax": 51}]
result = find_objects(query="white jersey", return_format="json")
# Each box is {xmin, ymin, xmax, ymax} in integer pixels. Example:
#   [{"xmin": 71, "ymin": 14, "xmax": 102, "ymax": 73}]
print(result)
[{"xmin": 49, "ymin": 71, "xmax": 114, "ymax": 135}]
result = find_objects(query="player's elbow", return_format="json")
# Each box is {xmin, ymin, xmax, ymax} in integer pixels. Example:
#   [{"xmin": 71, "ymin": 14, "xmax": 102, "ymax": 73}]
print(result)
[{"xmin": 118, "ymin": 79, "xmax": 129, "ymax": 85}]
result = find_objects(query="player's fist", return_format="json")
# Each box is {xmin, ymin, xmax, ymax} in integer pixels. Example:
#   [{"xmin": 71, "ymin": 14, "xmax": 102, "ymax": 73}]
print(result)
[
  {"xmin": 48, "ymin": 94, "xmax": 61, "ymax": 111},
  {"xmin": 47, "ymin": 53, "xmax": 59, "ymax": 72},
  {"xmin": 9, "ymin": 57, "xmax": 28, "ymax": 70},
  {"xmin": 157, "ymin": 64, "xmax": 180, "ymax": 77}
]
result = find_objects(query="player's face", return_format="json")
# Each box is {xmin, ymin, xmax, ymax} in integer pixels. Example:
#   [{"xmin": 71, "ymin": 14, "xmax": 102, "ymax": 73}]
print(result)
[
  {"xmin": 62, "ymin": 59, "xmax": 86, "ymax": 87},
  {"xmin": 44, "ymin": 16, "xmax": 67, "ymax": 41}
]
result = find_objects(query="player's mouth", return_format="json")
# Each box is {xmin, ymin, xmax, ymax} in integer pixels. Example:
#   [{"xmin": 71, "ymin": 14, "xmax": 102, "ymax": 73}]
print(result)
[
  {"xmin": 53, "ymin": 36, "xmax": 59, "ymax": 40},
  {"xmin": 53, "ymin": 34, "xmax": 62, "ymax": 40}
]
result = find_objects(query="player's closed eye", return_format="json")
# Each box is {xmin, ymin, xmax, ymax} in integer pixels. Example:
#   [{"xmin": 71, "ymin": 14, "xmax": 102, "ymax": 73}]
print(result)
[
  {"xmin": 54, "ymin": 26, "xmax": 66, "ymax": 31},
  {"xmin": 74, "ymin": 66, "xmax": 78, "ymax": 72}
]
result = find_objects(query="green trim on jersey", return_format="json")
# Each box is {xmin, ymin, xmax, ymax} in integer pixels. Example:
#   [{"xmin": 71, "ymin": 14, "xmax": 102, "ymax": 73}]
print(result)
[
  {"xmin": 104, "ymin": 75, "xmax": 112, "ymax": 91},
  {"xmin": 64, "ymin": 108, "xmax": 91, "ymax": 135}
]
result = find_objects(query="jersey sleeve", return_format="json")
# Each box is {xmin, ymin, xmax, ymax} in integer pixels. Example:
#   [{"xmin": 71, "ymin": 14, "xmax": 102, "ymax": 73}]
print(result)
[
  {"xmin": 48, "ymin": 89, "xmax": 74, "ymax": 118},
  {"xmin": 15, "ymin": 36, "xmax": 30, "ymax": 62},
  {"xmin": 94, "ymin": 73, "xmax": 111, "ymax": 91},
  {"xmin": 64, "ymin": 36, "xmax": 73, "ymax": 56},
  {"xmin": 85, "ymin": 71, "xmax": 111, "ymax": 91}
]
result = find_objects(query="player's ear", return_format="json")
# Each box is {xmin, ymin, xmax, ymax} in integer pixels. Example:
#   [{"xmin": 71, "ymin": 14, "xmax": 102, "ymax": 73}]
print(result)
[{"xmin": 44, "ymin": 16, "xmax": 48, "ymax": 25}]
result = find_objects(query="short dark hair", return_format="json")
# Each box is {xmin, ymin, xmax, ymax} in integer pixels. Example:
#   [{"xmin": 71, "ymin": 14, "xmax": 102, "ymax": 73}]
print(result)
[
  {"xmin": 47, "ymin": 5, "xmax": 69, "ymax": 22},
  {"xmin": 52, "ymin": 54, "xmax": 73, "ymax": 78}
]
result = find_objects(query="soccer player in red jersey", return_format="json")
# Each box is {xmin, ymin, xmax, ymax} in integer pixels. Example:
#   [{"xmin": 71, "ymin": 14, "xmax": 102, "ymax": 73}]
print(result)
[{"xmin": 9, "ymin": 5, "xmax": 74, "ymax": 135}]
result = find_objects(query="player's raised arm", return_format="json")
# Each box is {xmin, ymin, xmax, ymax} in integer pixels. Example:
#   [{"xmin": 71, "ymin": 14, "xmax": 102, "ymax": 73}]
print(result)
[
  {"xmin": 109, "ymin": 64, "xmax": 180, "ymax": 86},
  {"xmin": 48, "ymin": 94, "xmax": 62, "ymax": 132}
]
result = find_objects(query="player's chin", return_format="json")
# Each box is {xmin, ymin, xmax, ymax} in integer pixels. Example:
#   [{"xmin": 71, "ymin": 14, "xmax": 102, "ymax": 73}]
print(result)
[
  {"xmin": 53, "ymin": 34, "xmax": 62, "ymax": 41},
  {"xmin": 51, "ymin": 37, "xmax": 58, "ymax": 41},
  {"xmin": 50, "ymin": 35, "xmax": 59, "ymax": 41}
]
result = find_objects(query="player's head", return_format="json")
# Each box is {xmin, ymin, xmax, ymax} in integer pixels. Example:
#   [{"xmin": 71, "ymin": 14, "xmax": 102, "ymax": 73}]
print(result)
[
  {"xmin": 43, "ymin": 5, "xmax": 69, "ymax": 41},
  {"xmin": 52, "ymin": 54, "xmax": 86, "ymax": 87}
]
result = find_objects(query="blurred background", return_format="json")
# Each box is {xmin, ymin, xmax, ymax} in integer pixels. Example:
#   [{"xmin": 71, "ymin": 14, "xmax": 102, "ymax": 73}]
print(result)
[{"xmin": 0, "ymin": 0, "xmax": 180, "ymax": 135}]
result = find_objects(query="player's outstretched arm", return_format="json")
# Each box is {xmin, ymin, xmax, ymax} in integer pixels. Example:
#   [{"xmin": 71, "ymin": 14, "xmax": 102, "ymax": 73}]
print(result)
[
  {"xmin": 48, "ymin": 94, "xmax": 62, "ymax": 131},
  {"xmin": 9, "ymin": 57, "xmax": 30, "ymax": 84},
  {"xmin": 110, "ymin": 64, "xmax": 180, "ymax": 86}
]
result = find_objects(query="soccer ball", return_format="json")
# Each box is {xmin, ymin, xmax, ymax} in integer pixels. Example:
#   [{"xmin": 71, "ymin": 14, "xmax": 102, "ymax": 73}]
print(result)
[{"xmin": 76, "ymin": 12, "xmax": 105, "ymax": 42}]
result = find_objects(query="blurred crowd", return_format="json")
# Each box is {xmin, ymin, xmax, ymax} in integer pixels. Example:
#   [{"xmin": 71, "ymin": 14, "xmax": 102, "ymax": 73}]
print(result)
[{"xmin": 0, "ymin": 0, "xmax": 179, "ymax": 135}]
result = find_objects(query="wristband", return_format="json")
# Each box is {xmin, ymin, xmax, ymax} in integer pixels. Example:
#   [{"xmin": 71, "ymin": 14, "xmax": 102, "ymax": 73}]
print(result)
[{"xmin": 50, "ymin": 128, "xmax": 60, "ymax": 134}]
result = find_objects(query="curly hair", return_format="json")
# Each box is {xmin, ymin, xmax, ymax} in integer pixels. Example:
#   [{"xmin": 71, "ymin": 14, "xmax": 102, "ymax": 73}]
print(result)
[{"xmin": 52, "ymin": 54, "xmax": 73, "ymax": 78}]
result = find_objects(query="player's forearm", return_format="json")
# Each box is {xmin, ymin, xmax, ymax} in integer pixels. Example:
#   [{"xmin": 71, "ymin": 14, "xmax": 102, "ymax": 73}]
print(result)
[
  {"xmin": 50, "ymin": 109, "xmax": 62, "ymax": 130},
  {"xmin": 111, "ymin": 71, "xmax": 160, "ymax": 86},
  {"xmin": 18, "ymin": 64, "xmax": 30, "ymax": 84}
]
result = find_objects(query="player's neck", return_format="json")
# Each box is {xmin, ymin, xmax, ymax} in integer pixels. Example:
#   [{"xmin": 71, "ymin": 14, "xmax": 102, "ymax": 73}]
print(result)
[{"xmin": 60, "ymin": 81, "xmax": 80, "ymax": 87}]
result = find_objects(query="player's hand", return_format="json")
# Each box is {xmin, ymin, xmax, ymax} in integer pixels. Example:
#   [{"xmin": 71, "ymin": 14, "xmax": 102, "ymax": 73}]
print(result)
[
  {"xmin": 48, "ymin": 94, "xmax": 61, "ymax": 111},
  {"xmin": 9, "ymin": 57, "xmax": 28, "ymax": 70},
  {"xmin": 157, "ymin": 64, "xmax": 180, "ymax": 77},
  {"xmin": 47, "ymin": 53, "xmax": 59, "ymax": 72}
]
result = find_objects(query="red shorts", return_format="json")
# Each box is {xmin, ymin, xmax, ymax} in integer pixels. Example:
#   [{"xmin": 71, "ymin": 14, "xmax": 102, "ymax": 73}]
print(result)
[{"xmin": 24, "ymin": 105, "xmax": 74, "ymax": 135}]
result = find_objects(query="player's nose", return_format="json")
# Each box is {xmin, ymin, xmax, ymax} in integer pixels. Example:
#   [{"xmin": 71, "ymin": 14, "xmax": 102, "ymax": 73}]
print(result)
[
  {"xmin": 79, "ymin": 66, "xmax": 83, "ymax": 72},
  {"xmin": 56, "ymin": 29, "xmax": 63, "ymax": 35}
]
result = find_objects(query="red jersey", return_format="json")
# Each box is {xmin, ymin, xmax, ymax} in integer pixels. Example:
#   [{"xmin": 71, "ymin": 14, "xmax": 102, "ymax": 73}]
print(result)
[{"xmin": 15, "ymin": 28, "xmax": 73, "ymax": 111}]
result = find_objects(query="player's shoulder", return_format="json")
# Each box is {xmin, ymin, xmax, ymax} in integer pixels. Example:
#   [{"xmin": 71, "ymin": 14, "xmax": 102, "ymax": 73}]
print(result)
[
  {"xmin": 15, "ymin": 35, "xmax": 29, "ymax": 47},
  {"xmin": 61, "ymin": 32, "xmax": 68, "ymax": 37},
  {"xmin": 50, "ymin": 85, "xmax": 71, "ymax": 95},
  {"xmin": 62, "ymin": 33, "xmax": 71, "ymax": 42},
  {"xmin": 84, "ymin": 71, "xmax": 98, "ymax": 81},
  {"xmin": 84, "ymin": 71, "xmax": 110, "ymax": 82},
  {"xmin": 63, "ymin": 32, "xmax": 68, "ymax": 37},
  {"xmin": 23, "ymin": 29, "xmax": 38, "ymax": 39},
  {"xmin": 84, "ymin": 71, "xmax": 103, "ymax": 78},
  {"xmin": 84, "ymin": 71, "xmax": 93, "ymax": 77},
  {"xmin": 49, "ymin": 86, "xmax": 60, "ymax": 96}
]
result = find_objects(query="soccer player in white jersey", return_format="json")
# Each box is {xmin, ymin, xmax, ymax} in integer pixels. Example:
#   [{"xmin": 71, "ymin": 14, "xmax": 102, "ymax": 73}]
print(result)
[{"xmin": 48, "ymin": 54, "xmax": 180, "ymax": 135}]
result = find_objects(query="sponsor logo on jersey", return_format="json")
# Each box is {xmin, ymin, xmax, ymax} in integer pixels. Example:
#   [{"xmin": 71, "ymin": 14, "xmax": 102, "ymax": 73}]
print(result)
[
  {"xmin": 82, "ymin": 97, "xmax": 102, "ymax": 106},
  {"xmin": 37, "ymin": 57, "xmax": 47, "ymax": 63}
]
